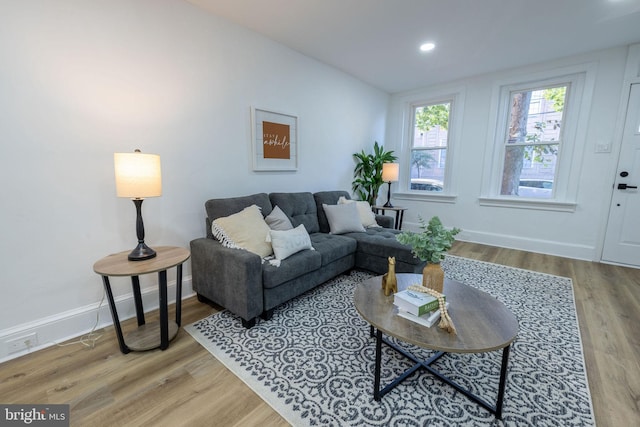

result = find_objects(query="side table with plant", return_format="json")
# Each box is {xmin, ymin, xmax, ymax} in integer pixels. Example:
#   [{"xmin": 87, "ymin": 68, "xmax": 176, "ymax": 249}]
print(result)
[{"xmin": 396, "ymin": 216, "xmax": 461, "ymax": 293}]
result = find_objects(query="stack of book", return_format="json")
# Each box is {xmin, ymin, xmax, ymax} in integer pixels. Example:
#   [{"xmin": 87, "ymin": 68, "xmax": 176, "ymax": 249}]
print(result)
[{"xmin": 393, "ymin": 289, "xmax": 447, "ymax": 327}]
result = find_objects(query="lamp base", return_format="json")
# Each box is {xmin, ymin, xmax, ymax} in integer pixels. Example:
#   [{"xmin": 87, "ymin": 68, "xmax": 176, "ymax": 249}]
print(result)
[
  {"xmin": 383, "ymin": 181, "xmax": 394, "ymax": 208},
  {"xmin": 128, "ymin": 242, "xmax": 157, "ymax": 261}
]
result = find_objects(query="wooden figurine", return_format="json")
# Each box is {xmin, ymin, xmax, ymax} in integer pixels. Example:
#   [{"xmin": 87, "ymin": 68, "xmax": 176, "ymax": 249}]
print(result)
[{"xmin": 381, "ymin": 256, "xmax": 397, "ymax": 296}]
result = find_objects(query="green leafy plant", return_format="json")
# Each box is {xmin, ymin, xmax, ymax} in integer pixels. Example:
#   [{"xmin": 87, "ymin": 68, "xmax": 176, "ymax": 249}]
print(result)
[
  {"xmin": 396, "ymin": 216, "xmax": 461, "ymax": 264},
  {"xmin": 352, "ymin": 141, "xmax": 397, "ymax": 206}
]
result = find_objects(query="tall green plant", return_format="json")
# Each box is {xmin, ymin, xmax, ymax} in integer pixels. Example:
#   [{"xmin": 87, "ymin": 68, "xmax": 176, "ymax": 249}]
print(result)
[{"xmin": 352, "ymin": 141, "xmax": 397, "ymax": 205}]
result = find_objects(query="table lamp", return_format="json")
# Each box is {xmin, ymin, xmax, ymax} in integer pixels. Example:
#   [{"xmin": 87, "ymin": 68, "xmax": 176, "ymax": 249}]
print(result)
[
  {"xmin": 114, "ymin": 149, "xmax": 162, "ymax": 261},
  {"xmin": 381, "ymin": 163, "xmax": 399, "ymax": 208}
]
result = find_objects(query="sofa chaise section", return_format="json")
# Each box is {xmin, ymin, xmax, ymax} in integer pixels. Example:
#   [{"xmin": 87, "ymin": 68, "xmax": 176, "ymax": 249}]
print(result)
[{"xmin": 313, "ymin": 191, "xmax": 424, "ymax": 274}]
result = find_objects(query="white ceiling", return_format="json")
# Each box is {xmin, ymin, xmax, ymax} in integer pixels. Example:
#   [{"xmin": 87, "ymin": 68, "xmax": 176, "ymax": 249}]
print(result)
[{"xmin": 186, "ymin": 0, "xmax": 640, "ymax": 93}]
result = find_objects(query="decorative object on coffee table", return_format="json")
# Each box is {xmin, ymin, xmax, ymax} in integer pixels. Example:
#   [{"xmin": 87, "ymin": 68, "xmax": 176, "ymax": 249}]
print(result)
[
  {"xmin": 381, "ymin": 256, "xmax": 397, "ymax": 296},
  {"xmin": 396, "ymin": 216, "xmax": 460, "ymax": 293},
  {"xmin": 408, "ymin": 284, "xmax": 456, "ymax": 334}
]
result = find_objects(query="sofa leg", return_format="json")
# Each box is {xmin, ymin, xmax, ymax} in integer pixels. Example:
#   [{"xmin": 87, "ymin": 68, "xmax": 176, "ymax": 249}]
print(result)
[
  {"xmin": 242, "ymin": 317, "xmax": 256, "ymax": 329},
  {"xmin": 261, "ymin": 309, "xmax": 274, "ymax": 321},
  {"xmin": 196, "ymin": 293, "xmax": 208, "ymax": 303}
]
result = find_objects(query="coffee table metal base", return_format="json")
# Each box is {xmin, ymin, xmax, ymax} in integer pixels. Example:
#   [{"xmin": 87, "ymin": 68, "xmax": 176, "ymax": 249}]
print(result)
[{"xmin": 372, "ymin": 327, "xmax": 511, "ymax": 420}]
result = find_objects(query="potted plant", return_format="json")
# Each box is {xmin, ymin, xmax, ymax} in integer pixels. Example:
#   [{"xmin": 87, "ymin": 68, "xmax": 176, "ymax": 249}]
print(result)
[
  {"xmin": 352, "ymin": 141, "xmax": 397, "ymax": 206},
  {"xmin": 396, "ymin": 216, "xmax": 461, "ymax": 293}
]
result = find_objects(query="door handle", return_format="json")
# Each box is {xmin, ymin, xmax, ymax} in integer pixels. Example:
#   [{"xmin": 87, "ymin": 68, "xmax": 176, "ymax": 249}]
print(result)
[{"xmin": 618, "ymin": 183, "xmax": 638, "ymax": 190}]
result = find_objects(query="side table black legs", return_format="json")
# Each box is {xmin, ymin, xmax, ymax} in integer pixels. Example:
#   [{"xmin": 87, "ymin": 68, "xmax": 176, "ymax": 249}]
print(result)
[
  {"xmin": 132, "ymin": 276, "xmax": 145, "ymax": 326},
  {"xmin": 372, "ymin": 206, "xmax": 407, "ymax": 230},
  {"xmin": 176, "ymin": 264, "xmax": 183, "ymax": 327},
  {"xmin": 102, "ymin": 275, "xmax": 129, "ymax": 354},
  {"xmin": 158, "ymin": 270, "xmax": 168, "ymax": 350},
  {"xmin": 100, "ymin": 265, "xmax": 184, "ymax": 354}
]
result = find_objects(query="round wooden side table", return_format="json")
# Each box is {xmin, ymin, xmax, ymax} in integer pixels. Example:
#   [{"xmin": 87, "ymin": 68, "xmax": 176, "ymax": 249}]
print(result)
[{"xmin": 93, "ymin": 246, "xmax": 190, "ymax": 354}]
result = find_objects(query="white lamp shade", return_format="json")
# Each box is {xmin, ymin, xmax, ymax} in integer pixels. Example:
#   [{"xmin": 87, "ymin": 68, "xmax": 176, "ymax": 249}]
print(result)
[
  {"xmin": 114, "ymin": 151, "xmax": 162, "ymax": 198},
  {"xmin": 382, "ymin": 163, "xmax": 399, "ymax": 182}
]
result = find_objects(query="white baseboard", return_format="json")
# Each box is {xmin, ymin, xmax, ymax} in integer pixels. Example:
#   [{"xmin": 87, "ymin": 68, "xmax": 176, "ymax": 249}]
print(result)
[
  {"xmin": 0, "ymin": 277, "xmax": 194, "ymax": 363},
  {"xmin": 458, "ymin": 230, "xmax": 596, "ymax": 261}
]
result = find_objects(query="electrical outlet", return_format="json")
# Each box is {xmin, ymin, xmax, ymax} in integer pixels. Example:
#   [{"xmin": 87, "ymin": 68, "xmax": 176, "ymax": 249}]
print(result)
[{"xmin": 6, "ymin": 333, "xmax": 38, "ymax": 354}]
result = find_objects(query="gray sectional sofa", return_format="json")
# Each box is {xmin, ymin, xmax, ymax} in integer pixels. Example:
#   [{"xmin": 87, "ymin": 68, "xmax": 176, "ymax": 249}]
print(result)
[{"xmin": 190, "ymin": 190, "xmax": 424, "ymax": 328}]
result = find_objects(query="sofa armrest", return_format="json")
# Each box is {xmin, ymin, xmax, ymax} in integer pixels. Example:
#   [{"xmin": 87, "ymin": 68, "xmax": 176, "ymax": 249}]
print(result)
[
  {"xmin": 375, "ymin": 214, "xmax": 394, "ymax": 229},
  {"xmin": 190, "ymin": 238, "xmax": 264, "ymax": 323}
]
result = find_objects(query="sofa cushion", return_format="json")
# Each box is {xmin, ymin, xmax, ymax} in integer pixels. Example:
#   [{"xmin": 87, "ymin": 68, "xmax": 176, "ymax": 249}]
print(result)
[
  {"xmin": 344, "ymin": 228, "xmax": 420, "ymax": 265},
  {"xmin": 310, "ymin": 233, "xmax": 357, "ymax": 266},
  {"xmin": 268, "ymin": 224, "xmax": 314, "ymax": 261},
  {"xmin": 262, "ymin": 249, "xmax": 322, "ymax": 289},
  {"xmin": 265, "ymin": 205, "xmax": 294, "ymax": 230},
  {"xmin": 269, "ymin": 192, "xmax": 320, "ymax": 233},
  {"xmin": 205, "ymin": 193, "xmax": 272, "ymax": 239},
  {"xmin": 211, "ymin": 204, "xmax": 273, "ymax": 258},
  {"xmin": 314, "ymin": 190, "xmax": 351, "ymax": 233},
  {"xmin": 322, "ymin": 202, "xmax": 366, "ymax": 234}
]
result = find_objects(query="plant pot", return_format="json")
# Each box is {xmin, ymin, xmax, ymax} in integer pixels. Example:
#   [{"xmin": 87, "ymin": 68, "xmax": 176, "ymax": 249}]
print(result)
[{"xmin": 422, "ymin": 263, "xmax": 444, "ymax": 294}]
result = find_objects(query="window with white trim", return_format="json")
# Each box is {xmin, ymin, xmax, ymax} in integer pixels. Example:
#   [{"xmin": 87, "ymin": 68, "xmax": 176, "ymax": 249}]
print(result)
[
  {"xmin": 500, "ymin": 85, "xmax": 566, "ymax": 199},
  {"xmin": 408, "ymin": 100, "xmax": 452, "ymax": 193},
  {"xmin": 481, "ymin": 69, "xmax": 592, "ymax": 210}
]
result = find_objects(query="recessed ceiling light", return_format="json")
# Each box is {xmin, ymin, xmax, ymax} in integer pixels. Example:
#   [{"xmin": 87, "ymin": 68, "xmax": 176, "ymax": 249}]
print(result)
[{"xmin": 420, "ymin": 42, "xmax": 436, "ymax": 52}]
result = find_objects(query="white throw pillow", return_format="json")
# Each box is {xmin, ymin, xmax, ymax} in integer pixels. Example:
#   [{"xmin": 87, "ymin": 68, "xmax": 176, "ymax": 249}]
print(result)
[
  {"xmin": 211, "ymin": 205, "xmax": 273, "ymax": 258},
  {"xmin": 322, "ymin": 202, "xmax": 366, "ymax": 234},
  {"xmin": 265, "ymin": 205, "xmax": 294, "ymax": 230},
  {"xmin": 338, "ymin": 196, "xmax": 380, "ymax": 228},
  {"xmin": 268, "ymin": 224, "xmax": 314, "ymax": 260}
]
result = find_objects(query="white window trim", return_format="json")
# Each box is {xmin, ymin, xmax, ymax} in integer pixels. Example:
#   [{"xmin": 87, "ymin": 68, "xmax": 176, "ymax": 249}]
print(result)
[
  {"xmin": 394, "ymin": 86, "xmax": 466, "ymax": 203},
  {"xmin": 480, "ymin": 63, "xmax": 597, "ymax": 211}
]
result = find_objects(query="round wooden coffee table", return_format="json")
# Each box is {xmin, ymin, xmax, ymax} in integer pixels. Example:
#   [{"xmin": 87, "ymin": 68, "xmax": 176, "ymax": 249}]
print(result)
[{"xmin": 354, "ymin": 273, "xmax": 519, "ymax": 419}]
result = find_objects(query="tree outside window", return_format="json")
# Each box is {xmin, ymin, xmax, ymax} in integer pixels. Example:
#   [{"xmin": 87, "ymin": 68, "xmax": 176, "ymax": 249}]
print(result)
[
  {"xmin": 500, "ymin": 85, "xmax": 567, "ymax": 198},
  {"xmin": 410, "ymin": 102, "xmax": 451, "ymax": 192}
]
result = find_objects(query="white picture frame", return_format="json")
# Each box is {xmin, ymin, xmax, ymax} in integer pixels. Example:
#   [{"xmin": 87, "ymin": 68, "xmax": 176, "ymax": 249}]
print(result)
[{"xmin": 251, "ymin": 107, "xmax": 298, "ymax": 171}]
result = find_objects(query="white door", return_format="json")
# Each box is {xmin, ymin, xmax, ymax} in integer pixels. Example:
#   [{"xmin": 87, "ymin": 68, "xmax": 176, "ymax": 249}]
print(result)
[{"xmin": 602, "ymin": 83, "xmax": 640, "ymax": 267}]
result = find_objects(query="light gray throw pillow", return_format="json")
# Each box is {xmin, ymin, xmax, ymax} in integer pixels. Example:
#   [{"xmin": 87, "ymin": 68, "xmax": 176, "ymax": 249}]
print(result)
[
  {"xmin": 265, "ymin": 205, "xmax": 294, "ymax": 230},
  {"xmin": 322, "ymin": 202, "xmax": 366, "ymax": 234},
  {"xmin": 268, "ymin": 224, "xmax": 314, "ymax": 261}
]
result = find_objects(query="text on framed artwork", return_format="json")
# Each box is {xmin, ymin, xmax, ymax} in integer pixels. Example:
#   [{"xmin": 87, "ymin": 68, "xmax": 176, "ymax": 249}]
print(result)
[{"xmin": 262, "ymin": 121, "xmax": 291, "ymax": 159}]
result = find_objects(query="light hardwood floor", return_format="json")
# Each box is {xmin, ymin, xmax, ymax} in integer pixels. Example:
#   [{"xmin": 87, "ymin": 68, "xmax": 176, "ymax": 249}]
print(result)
[{"xmin": 1, "ymin": 242, "xmax": 638, "ymax": 426}]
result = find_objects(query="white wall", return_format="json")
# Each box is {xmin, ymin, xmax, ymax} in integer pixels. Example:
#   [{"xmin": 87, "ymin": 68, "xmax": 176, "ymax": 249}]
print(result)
[
  {"xmin": 0, "ymin": 0, "xmax": 388, "ymax": 360},
  {"xmin": 385, "ymin": 46, "xmax": 631, "ymax": 261}
]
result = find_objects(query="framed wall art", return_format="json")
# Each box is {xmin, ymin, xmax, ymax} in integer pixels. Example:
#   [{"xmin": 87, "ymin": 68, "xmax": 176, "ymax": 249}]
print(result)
[{"xmin": 251, "ymin": 107, "xmax": 298, "ymax": 171}]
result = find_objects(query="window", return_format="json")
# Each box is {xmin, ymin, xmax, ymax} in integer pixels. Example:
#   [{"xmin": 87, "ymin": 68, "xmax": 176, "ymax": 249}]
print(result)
[
  {"xmin": 409, "ymin": 101, "xmax": 451, "ymax": 193},
  {"xmin": 500, "ymin": 85, "xmax": 567, "ymax": 199},
  {"xmin": 481, "ymin": 67, "xmax": 594, "ymax": 211}
]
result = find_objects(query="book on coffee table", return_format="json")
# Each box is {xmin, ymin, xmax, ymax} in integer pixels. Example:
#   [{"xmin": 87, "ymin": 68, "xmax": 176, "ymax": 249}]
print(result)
[
  {"xmin": 397, "ymin": 303, "xmax": 449, "ymax": 328},
  {"xmin": 393, "ymin": 289, "xmax": 445, "ymax": 316}
]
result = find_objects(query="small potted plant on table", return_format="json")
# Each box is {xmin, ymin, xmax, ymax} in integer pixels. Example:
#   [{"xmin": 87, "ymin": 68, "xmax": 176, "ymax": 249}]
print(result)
[{"xmin": 396, "ymin": 216, "xmax": 461, "ymax": 293}]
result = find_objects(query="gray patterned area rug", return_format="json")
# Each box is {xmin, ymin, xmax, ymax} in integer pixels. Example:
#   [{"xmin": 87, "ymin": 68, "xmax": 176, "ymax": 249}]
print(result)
[{"xmin": 185, "ymin": 255, "xmax": 595, "ymax": 426}]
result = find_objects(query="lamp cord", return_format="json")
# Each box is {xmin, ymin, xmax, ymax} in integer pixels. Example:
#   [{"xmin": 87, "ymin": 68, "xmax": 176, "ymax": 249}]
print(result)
[{"xmin": 53, "ymin": 290, "xmax": 105, "ymax": 349}]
